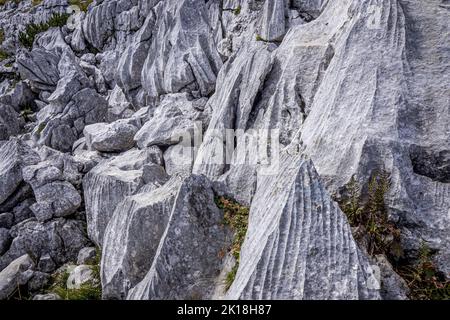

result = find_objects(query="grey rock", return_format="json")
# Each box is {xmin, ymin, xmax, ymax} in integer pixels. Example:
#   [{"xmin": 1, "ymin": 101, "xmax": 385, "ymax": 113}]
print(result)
[
  {"xmin": 226, "ymin": 151, "xmax": 380, "ymax": 300},
  {"xmin": 77, "ymin": 247, "xmax": 97, "ymax": 265},
  {"xmin": 12, "ymin": 198, "xmax": 35, "ymax": 225},
  {"xmin": 84, "ymin": 120, "xmax": 138, "ymax": 152},
  {"xmin": 17, "ymin": 48, "xmax": 60, "ymax": 91},
  {"xmin": 101, "ymin": 177, "xmax": 182, "ymax": 299},
  {"xmin": 83, "ymin": 147, "xmax": 163, "ymax": 246},
  {"xmin": 72, "ymin": 149, "xmax": 107, "ymax": 174},
  {"xmin": 260, "ymin": 0, "xmax": 286, "ymax": 41},
  {"xmin": 116, "ymin": 10, "xmax": 157, "ymax": 96},
  {"xmin": 193, "ymin": 42, "xmax": 274, "ymax": 180},
  {"xmin": 163, "ymin": 143, "xmax": 194, "ymax": 176},
  {"xmin": 0, "ymin": 218, "xmax": 90, "ymax": 272},
  {"xmin": 67, "ymin": 265, "xmax": 97, "ymax": 290},
  {"xmin": 35, "ymin": 88, "xmax": 108, "ymax": 152},
  {"xmin": 32, "ymin": 293, "xmax": 61, "ymax": 300},
  {"xmin": 2, "ymin": 81, "xmax": 36, "ymax": 113},
  {"xmin": 0, "ymin": 103, "xmax": 24, "ymax": 141},
  {"xmin": 28, "ymin": 271, "xmax": 51, "ymax": 292},
  {"xmin": 47, "ymin": 69, "xmax": 90, "ymax": 106},
  {"xmin": 127, "ymin": 175, "xmax": 231, "ymax": 300},
  {"xmin": 0, "ymin": 213, "xmax": 14, "ymax": 229},
  {"xmin": 298, "ymin": 0, "xmax": 450, "ymax": 274},
  {"xmin": 23, "ymin": 154, "xmax": 82, "ymax": 221},
  {"xmin": 107, "ymin": 85, "xmax": 134, "ymax": 122},
  {"xmin": 0, "ymin": 228, "xmax": 11, "ymax": 255},
  {"xmin": 30, "ymin": 181, "xmax": 81, "ymax": 221},
  {"xmin": 0, "ymin": 254, "xmax": 35, "ymax": 300},
  {"xmin": 372, "ymin": 255, "xmax": 409, "ymax": 300},
  {"xmin": 140, "ymin": 0, "xmax": 222, "ymax": 100}
]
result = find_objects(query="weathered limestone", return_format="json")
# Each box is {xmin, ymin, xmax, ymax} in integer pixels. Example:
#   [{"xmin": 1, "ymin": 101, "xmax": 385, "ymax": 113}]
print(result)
[
  {"xmin": 83, "ymin": 148, "xmax": 163, "ymax": 246},
  {"xmin": 0, "ymin": 254, "xmax": 35, "ymax": 300}
]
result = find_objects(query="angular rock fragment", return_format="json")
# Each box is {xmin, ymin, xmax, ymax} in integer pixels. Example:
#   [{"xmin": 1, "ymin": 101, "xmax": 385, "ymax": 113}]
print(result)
[
  {"xmin": 140, "ymin": 0, "xmax": 222, "ymax": 99},
  {"xmin": 84, "ymin": 120, "xmax": 138, "ymax": 152},
  {"xmin": 30, "ymin": 181, "xmax": 81, "ymax": 222},
  {"xmin": 0, "ymin": 140, "xmax": 39, "ymax": 206},
  {"xmin": 83, "ymin": 148, "xmax": 163, "ymax": 246},
  {"xmin": 77, "ymin": 247, "xmax": 97, "ymax": 265},
  {"xmin": 22, "ymin": 152, "xmax": 83, "ymax": 222},
  {"xmin": 127, "ymin": 175, "xmax": 231, "ymax": 300},
  {"xmin": 35, "ymin": 88, "xmax": 108, "ymax": 152},
  {"xmin": 33, "ymin": 293, "xmax": 61, "ymax": 300},
  {"xmin": 134, "ymin": 94, "xmax": 208, "ymax": 148}
]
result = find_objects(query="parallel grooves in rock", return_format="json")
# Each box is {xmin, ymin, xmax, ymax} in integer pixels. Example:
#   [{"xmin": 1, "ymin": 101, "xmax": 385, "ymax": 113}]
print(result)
[{"xmin": 226, "ymin": 152, "xmax": 380, "ymax": 300}]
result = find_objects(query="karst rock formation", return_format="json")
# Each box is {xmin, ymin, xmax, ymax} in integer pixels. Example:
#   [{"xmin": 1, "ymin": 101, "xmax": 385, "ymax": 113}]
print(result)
[{"xmin": 0, "ymin": 0, "xmax": 448, "ymax": 300}]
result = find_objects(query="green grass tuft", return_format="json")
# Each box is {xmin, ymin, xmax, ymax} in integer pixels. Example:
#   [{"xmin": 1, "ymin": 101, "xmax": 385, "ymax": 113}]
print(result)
[{"xmin": 215, "ymin": 196, "xmax": 249, "ymax": 291}]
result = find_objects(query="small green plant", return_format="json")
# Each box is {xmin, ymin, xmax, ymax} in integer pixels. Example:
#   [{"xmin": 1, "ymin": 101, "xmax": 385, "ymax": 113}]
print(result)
[
  {"xmin": 19, "ymin": 12, "xmax": 70, "ymax": 49},
  {"xmin": 397, "ymin": 242, "xmax": 450, "ymax": 300},
  {"xmin": 225, "ymin": 265, "xmax": 238, "ymax": 290},
  {"xmin": 215, "ymin": 196, "xmax": 249, "ymax": 290}
]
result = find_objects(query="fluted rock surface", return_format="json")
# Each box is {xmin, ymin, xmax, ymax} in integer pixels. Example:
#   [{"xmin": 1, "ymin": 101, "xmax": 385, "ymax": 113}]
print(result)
[
  {"xmin": 0, "ymin": 0, "xmax": 448, "ymax": 300},
  {"xmin": 226, "ymin": 150, "xmax": 380, "ymax": 300}
]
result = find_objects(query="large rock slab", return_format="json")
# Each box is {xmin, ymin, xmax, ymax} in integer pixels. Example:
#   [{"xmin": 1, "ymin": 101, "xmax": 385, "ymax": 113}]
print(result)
[
  {"xmin": 83, "ymin": 148, "xmax": 163, "ymax": 246},
  {"xmin": 226, "ymin": 151, "xmax": 380, "ymax": 300},
  {"xmin": 127, "ymin": 175, "xmax": 231, "ymax": 300},
  {"xmin": 101, "ymin": 176, "xmax": 180, "ymax": 300}
]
